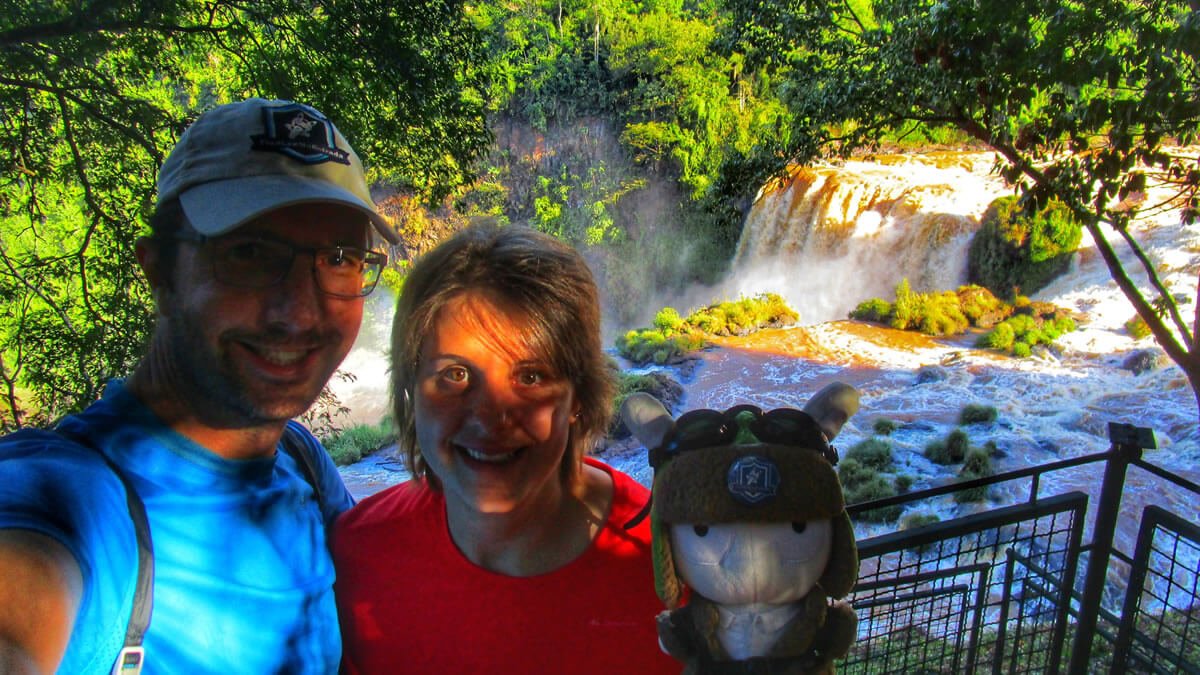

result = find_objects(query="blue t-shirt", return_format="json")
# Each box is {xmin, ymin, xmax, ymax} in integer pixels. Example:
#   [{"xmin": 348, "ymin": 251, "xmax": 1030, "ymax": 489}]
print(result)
[{"xmin": 0, "ymin": 380, "xmax": 354, "ymax": 674}]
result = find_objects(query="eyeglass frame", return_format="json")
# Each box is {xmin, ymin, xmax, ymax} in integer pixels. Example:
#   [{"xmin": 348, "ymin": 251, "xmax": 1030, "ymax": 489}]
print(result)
[
  {"xmin": 168, "ymin": 230, "xmax": 389, "ymax": 298},
  {"xmin": 647, "ymin": 403, "xmax": 838, "ymax": 470}
]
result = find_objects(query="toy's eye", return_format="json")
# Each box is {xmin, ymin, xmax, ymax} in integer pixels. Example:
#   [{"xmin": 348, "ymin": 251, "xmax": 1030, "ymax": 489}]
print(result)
[
  {"xmin": 792, "ymin": 522, "xmax": 807, "ymax": 534},
  {"xmin": 693, "ymin": 525, "xmax": 709, "ymax": 537}
]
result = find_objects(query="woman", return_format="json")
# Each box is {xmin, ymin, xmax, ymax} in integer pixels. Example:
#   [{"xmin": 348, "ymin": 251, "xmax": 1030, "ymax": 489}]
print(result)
[{"xmin": 333, "ymin": 223, "xmax": 678, "ymax": 673}]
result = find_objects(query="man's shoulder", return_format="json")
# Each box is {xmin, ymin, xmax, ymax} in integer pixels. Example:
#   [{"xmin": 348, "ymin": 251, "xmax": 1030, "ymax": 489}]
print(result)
[{"xmin": 0, "ymin": 426, "xmax": 116, "ymax": 470}]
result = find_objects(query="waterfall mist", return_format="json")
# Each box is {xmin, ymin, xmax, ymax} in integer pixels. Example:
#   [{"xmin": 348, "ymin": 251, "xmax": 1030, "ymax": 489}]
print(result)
[{"xmin": 715, "ymin": 153, "xmax": 1010, "ymax": 324}]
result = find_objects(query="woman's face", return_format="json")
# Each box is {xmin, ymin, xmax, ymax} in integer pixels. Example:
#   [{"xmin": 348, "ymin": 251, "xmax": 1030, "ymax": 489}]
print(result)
[{"xmin": 413, "ymin": 291, "xmax": 579, "ymax": 516}]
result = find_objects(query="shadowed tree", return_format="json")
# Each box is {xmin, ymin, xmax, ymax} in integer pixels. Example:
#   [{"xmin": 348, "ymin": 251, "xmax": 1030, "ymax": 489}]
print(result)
[
  {"xmin": 719, "ymin": 0, "xmax": 1200, "ymax": 415},
  {"xmin": 0, "ymin": 0, "xmax": 491, "ymax": 428}
]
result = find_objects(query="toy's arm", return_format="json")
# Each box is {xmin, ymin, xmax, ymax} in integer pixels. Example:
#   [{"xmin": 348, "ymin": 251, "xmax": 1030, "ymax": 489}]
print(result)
[
  {"xmin": 656, "ymin": 609, "xmax": 694, "ymax": 661},
  {"xmin": 813, "ymin": 600, "xmax": 857, "ymax": 663}
]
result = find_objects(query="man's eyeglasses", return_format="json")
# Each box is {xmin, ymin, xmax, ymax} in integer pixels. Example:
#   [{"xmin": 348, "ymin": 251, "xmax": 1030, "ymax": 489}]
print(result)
[
  {"xmin": 648, "ymin": 404, "xmax": 837, "ymax": 469},
  {"xmin": 172, "ymin": 231, "xmax": 388, "ymax": 298}
]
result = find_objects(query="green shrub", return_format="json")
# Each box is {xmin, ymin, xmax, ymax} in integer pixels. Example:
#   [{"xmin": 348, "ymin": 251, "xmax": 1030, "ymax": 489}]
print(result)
[
  {"xmin": 757, "ymin": 293, "xmax": 799, "ymax": 325},
  {"xmin": 616, "ymin": 294, "xmax": 798, "ymax": 364},
  {"xmin": 690, "ymin": 309, "xmax": 726, "ymax": 335},
  {"xmin": 323, "ymin": 419, "xmax": 397, "ymax": 466},
  {"xmin": 946, "ymin": 428, "xmax": 970, "ymax": 458},
  {"xmin": 1052, "ymin": 315, "xmax": 1077, "ymax": 334},
  {"xmin": 956, "ymin": 285, "xmax": 1009, "ymax": 326},
  {"xmin": 977, "ymin": 321, "xmax": 1015, "ymax": 350},
  {"xmin": 978, "ymin": 307, "xmax": 1076, "ymax": 357},
  {"xmin": 873, "ymin": 418, "xmax": 898, "ymax": 435},
  {"xmin": 890, "ymin": 278, "xmax": 918, "ymax": 330},
  {"xmin": 844, "ymin": 474, "xmax": 901, "ymax": 522},
  {"xmin": 900, "ymin": 513, "xmax": 941, "ymax": 530},
  {"xmin": 955, "ymin": 446, "xmax": 995, "ymax": 503},
  {"xmin": 653, "ymin": 307, "xmax": 685, "ymax": 334},
  {"xmin": 900, "ymin": 512, "xmax": 942, "ymax": 554},
  {"xmin": 838, "ymin": 457, "xmax": 876, "ymax": 488},
  {"xmin": 895, "ymin": 474, "xmax": 914, "ymax": 493},
  {"xmin": 845, "ymin": 438, "xmax": 894, "ymax": 471},
  {"xmin": 926, "ymin": 428, "xmax": 971, "ymax": 464},
  {"xmin": 722, "ymin": 301, "xmax": 752, "ymax": 332},
  {"xmin": 851, "ymin": 297, "xmax": 893, "ymax": 323},
  {"xmin": 968, "ymin": 195, "xmax": 1082, "ymax": 297},
  {"xmin": 960, "ymin": 404, "xmax": 998, "ymax": 425},
  {"xmin": 918, "ymin": 291, "xmax": 970, "ymax": 336},
  {"xmin": 924, "ymin": 439, "xmax": 950, "ymax": 464},
  {"xmin": 961, "ymin": 447, "xmax": 994, "ymax": 476},
  {"xmin": 379, "ymin": 267, "xmax": 406, "ymax": 295},
  {"xmin": 1125, "ymin": 315, "xmax": 1151, "ymax": 339}
]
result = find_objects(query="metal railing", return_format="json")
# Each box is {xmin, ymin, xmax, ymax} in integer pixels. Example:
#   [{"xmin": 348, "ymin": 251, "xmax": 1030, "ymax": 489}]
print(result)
[{"xmin": 840, "ymin": 423, "xmax": 1200, "ymax": 674}]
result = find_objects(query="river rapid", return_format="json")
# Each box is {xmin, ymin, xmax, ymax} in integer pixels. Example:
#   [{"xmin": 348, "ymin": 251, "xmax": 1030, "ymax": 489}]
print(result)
[{"xmin": 336, "ymin": 152, "xmax": 1200, "ymax": 552}]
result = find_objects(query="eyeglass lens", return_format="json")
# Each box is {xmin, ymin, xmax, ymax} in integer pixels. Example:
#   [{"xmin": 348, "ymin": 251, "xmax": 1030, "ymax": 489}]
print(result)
[
  {"xmin": 751, "ymin": 410, "xmax": 827, "ymax": 449},
  {"xmin": 669, "ymin": 410, "xmax": 736, "ymax": 452},
  {"xmin": 212, "ymin": 238, "xmax": 384, "ymax": 297}
]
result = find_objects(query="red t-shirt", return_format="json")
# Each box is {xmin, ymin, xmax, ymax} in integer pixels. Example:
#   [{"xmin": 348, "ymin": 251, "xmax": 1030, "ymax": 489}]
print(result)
[{"xmin": 333, "ymin": 457, "xmax": 680, "ymax": 674}]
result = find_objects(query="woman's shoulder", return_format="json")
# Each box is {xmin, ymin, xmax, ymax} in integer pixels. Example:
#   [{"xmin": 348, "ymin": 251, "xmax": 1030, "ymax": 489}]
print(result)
[
  {"xmin": 583, "ymin": 456, "xmax": 650, "ymax": 500},
  {"xmin": 582, "ymin": 457, "xmax": 653, "ymax": 539},
  {"xmin": 335, "ymin": 479, "xmax": 440, "ymax": 534}
]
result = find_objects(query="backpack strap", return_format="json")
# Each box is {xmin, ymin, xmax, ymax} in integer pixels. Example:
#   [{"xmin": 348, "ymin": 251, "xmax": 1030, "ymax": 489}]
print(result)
[
  {"xmin": 56, "ymin": 423, "xmax": 323, "ymax": 675},
  {"xmin": 53, "ymin": 426, "xmax": 152, "ymax": 675},
  {"xmin": 98, "ymin": 449, "xmax": 152, "ymax": 675},
  {"xmin": 280, "ymin": 422, "xmax": 325, "ymax": 511}
]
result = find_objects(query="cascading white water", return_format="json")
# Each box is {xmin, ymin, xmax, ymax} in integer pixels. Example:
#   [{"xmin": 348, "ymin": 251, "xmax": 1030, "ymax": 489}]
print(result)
[{"xmin": 727, "ymin": 153, "xmax": 1011, "ymax": 324}]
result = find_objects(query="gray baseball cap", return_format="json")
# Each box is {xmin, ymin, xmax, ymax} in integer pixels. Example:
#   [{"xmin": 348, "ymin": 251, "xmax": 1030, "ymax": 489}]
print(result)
[{"xmin": 156, "ymin": 98, "xmax": 399, "ymax": 243}]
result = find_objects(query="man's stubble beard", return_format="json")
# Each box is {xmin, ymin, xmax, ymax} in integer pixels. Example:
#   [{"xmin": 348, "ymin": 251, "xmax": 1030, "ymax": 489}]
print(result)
[{"xmin": 160, "ymin": 304, "xmax": 340, "ymax": 428}]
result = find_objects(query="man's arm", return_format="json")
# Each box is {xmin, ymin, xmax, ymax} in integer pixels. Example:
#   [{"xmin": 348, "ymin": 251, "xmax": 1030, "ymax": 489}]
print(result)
[{"xmin": 0, "ymin": 529, "xmax": 83, "ymax": 675}]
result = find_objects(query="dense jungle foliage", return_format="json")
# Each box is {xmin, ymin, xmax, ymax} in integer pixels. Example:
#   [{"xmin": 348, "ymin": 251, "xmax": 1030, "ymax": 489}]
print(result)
[
  {"xmin": 2, "ymin": 0, "xmax": 1198, "ymax": 426},
  {"xmin": 968, "ymin": 196, "xmax": 1083, "ymax": 297}
]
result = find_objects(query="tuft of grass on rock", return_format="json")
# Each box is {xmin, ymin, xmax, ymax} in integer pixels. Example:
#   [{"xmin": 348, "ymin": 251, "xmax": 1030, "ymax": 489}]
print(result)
[
  {"xmin": 954, "ymin": 447, "xmax": 996, "ymax": 503},
  {"xmin": 873, "ymin": 417, "xmax": 898, "ymax": 435},
  {"xmin": 959, "ymin": 404, "xmax": 998, "ymax": 425},
  {"xmin": 845, "ymin": 438, "xmax": 894, "ymax": 472},
  {"xmin": 926, "ymin": 428, "xmax": 971, "ymax": 464}
]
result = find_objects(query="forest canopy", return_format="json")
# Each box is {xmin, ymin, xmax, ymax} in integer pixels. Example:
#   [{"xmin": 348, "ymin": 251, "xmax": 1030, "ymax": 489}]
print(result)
[
  {"xmin": 3, "ymin": 0, "xmax": 1199, "ymax": 424},
  {"xmin": 0, "ymin": 0, "xmax": 490, "ymax": 426}
]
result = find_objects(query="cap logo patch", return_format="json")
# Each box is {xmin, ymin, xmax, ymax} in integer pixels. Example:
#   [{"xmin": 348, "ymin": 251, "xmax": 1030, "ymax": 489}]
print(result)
[
  {"xmin": 252, "ymin": 104, "xmax": 350, "ymax": 165},
  {"xmin": 727, "ymin": 455, "xmax": 780, "ymax": 505}
]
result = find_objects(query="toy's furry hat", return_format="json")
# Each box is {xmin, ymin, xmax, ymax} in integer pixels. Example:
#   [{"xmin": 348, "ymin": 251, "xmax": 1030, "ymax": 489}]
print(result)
[{"xmin": 622, "ymin": 382, "xmax": 861, "ymax": 609}]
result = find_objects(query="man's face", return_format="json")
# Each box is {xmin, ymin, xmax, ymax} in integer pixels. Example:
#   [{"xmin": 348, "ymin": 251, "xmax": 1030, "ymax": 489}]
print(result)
[{"xmin": 156, "ymin": 202, "xmax": 370, "ymax": 427}]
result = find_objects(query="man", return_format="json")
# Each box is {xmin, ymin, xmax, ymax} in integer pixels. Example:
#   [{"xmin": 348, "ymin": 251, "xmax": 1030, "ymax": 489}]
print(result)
[{"xmin": 0, "ymin": 98, "xmax": 397, "ymax": 674}]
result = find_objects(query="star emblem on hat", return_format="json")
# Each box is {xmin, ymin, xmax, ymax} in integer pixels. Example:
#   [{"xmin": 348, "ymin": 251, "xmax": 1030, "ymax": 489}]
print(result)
[{"xmin": 727, "ymin": 455, "xmax": 781, "ymax": 505}]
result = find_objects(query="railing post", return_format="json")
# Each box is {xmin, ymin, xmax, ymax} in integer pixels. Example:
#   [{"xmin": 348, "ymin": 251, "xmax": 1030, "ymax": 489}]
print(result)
[{"xmin": 1066, "ymin": 422, "xmax": 1155, "ymax": 674}]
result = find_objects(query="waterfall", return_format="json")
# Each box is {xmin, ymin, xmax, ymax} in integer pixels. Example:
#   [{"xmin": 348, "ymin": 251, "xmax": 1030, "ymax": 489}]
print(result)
[{"xmin": 727, "ymin": 153, "xmax": 1012, "ymax": 324}]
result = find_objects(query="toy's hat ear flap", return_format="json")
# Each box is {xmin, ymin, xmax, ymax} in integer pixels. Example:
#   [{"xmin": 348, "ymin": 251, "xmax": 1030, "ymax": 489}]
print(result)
[
  {"xmin": 820, "ymin": 512, "xmax": 860, "ymax": 598},
  {"xmin": 804, "ymin": 381, "xmax": 861, "ymax": 441},
  {"xmin": 621, "ymin": 392, "xmax": 674, "ymax": 450},
  {"xmin": 652, "ymin": 513, "xmax": 685, "ymax": 609}
]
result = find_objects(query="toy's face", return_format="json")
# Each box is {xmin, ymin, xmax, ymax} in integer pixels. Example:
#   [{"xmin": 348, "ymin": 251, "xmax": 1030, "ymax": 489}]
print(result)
[{"xmin": 670, "ymin": 519, "xmax": 833, "ymax": 605}]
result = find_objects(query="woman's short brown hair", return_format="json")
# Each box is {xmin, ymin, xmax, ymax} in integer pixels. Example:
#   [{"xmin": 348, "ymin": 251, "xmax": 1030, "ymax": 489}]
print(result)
[{"xmin": 391, "ymin": 222, "xmax": 615, "ymax": 487}]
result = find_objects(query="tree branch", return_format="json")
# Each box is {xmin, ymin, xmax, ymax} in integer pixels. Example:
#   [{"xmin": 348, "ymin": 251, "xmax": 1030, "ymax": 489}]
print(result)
[{"xmin": 0, "ymin": 74, "xmax": 162, "ymax": 161}]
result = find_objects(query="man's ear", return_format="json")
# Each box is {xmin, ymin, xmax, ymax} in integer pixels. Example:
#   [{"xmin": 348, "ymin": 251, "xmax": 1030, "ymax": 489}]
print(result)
[{"xmin": 135, "ymin": 236, "xmax": 168, "ymax": 295}]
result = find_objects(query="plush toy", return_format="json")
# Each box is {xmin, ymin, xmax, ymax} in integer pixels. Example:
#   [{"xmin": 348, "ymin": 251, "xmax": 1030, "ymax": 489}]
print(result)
[{"xmin": 621, "ymin": 382, "xmax": 861, "ymax": 675}]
